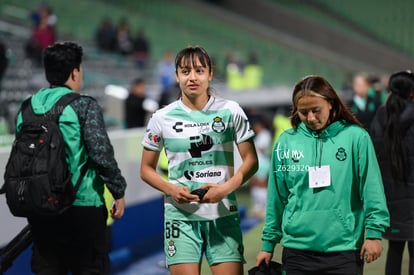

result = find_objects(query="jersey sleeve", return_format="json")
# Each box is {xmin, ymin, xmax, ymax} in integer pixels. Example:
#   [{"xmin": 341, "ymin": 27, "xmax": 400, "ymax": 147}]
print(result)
[
  {"xmin": 233, "ymin": 103, "xmax": 255, "ymax": 144},
  {"xmin": 142, "ymin": 112, "xmax": 164, "ymax": 151}
]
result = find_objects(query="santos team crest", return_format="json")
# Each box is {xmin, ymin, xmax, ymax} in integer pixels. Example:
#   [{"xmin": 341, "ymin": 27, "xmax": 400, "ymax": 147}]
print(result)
[
  {"xmin": 212, "ymin": 116, "xmax": 225, "ymax": 133},
  {"xmin": 336, "ymin": 147, "xmax": 347, "ymax": 161}
]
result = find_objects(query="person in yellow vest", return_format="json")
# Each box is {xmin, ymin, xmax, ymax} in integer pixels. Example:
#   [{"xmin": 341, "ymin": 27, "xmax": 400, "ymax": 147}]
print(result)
[
  {"xmin": 272, "ymin": 110, "xmax": 292, "ymax": 145},
  {"xmin": 244, "ymin": 52, "xmax": 263, "ymax": 90},
  {"xmin": 226, "ymin": 54, "xmax": 244, "ymax": 91}
]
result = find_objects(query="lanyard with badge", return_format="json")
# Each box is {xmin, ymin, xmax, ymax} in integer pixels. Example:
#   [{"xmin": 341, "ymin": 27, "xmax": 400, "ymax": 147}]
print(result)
[
  {"xmin": 309, "ymin": 165, "xmax": 331, "ymax": 188},
  {"xmin": 308, "ymin": 136, "xmax": 331, "ymax": 188}
]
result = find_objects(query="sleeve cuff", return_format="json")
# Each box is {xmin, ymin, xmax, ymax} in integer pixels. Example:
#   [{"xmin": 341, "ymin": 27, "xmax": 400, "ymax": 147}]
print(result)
[
  {"xmin": 366, "ymin": 229, "xmax": 383, "ymax": 239},
  {"xmin": 261, "ymin": 240, "xmax": 277, "ymax": 253}
]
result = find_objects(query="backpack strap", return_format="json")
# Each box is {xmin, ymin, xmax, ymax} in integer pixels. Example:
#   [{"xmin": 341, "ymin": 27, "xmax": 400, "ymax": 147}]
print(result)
[
  {"xmin": 73, "ymin": 160, "xmax": 89, "ymax": 194},
  {"xmin": 51, "ymin": 93, "xmax": 87, "ymax": 194},
  {"xmin": 20, "ymin": 97, "xmax": 34, "ymax": 123},
  {"xmin": 47, "ymin": 93, "xmax": 81, "ymax": 122}
]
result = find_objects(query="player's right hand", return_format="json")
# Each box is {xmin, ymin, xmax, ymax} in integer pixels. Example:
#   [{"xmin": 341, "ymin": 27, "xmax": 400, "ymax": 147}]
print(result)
[{"xmin": 171, "ymin": 185, "xmax": 199, "ymax": 203}]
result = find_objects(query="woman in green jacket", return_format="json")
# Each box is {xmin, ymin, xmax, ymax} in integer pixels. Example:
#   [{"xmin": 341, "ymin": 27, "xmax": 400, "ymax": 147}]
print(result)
[{"xmin": 255, "ymin": 75, "xmax": 389, "ymax": 274}]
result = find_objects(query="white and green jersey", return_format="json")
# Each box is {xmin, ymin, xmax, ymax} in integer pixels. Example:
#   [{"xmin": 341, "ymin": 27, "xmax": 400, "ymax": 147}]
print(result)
[{"xmin": 142, "ymin": 96, "xmax": 255, "ymax": 221}]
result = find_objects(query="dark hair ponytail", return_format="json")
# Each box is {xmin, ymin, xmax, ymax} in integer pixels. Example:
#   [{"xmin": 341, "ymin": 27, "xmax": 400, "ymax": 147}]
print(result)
[{"xmin": 384, "ymin": 70, "xmax": 414, "ymax": 183}]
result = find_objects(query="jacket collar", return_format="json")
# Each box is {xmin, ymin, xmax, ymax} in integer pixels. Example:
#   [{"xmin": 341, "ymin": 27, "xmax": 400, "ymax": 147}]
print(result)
[{"xmin": 298, "ymin": 120, "xmax": 347, "ymax": 138}]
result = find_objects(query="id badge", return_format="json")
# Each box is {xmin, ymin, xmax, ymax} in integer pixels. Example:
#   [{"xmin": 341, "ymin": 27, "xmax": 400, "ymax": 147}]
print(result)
[{"xmin": 308, "ymin": 165, "xmax": 331, "ymax": 188}]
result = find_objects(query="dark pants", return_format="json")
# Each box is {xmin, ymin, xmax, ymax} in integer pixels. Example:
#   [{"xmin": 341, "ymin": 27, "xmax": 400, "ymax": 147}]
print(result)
[
  {"xmin": 385, "ymin": 240, "xmax": 414, "ymax": 275},
  {"xmin": 282, "ymin": 248, "xmax": 364, "ymax": 275},
  {"xmin": 29, "ymin": 205, "xmax": 109, "ymax": 275}
]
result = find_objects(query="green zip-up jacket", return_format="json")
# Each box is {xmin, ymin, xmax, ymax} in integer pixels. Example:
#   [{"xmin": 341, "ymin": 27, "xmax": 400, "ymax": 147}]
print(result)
[
  {"xmin": 261, "ymin": 120, "xmax": 389, "ymax": 253},
  {"xmin": 16, "ymin": 87, "xmax": 126, "ymax": 207}
]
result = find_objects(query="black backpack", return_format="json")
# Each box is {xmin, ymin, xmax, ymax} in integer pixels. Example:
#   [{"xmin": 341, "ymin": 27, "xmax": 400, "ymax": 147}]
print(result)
[{"xmin": 0, "ymin": 93, "xmax": 86, "ymax": 217}]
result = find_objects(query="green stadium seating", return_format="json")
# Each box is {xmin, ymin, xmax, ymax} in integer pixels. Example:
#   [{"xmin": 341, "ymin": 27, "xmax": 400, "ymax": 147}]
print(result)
[
  {"xmin": 272, "ymin": 0, "xmax": 414, "ymax": 58},
  {"xmin": 0, "ymin": 0, "xmax": 349, "ymax": 88}
]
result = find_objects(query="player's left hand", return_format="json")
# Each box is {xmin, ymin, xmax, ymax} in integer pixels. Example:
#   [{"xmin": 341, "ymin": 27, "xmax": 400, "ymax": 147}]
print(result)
[
  {"xmin": 360, "ymin": 239, "xmax": 382, "ymax": 263},
  {"xmin": 198, "ymin": 183, "xmax": 229, "ymax": 203}
]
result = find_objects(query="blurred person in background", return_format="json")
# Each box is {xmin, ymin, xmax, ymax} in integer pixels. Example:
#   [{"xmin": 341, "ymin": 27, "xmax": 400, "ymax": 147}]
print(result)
[
  {"xmin": 371, "ymin": 74, "xmax": 390, "ymax": 106},
  {"xmin": 157, "ymin": 50, "xmax": 177, "ymax": 108},
  {"xmin": 140, "ymin": 45, "xmax": 258, "ymax": 275},
  {"xmin": 370, "ymin": 70, "xmax": 414, "ymax": 275},
  {"xmin": 349, "ymin": 72, "xmax": 381, "ymax": 130},
  {"xmin": 124, "ymin": 78, "xmax": 156, "ymax": 128},
  {"xmin": 115, "ymin": 18, "xmax": 133, "ymax": 56},
  {"xmin": 95, "ymin": 17, "xmax": 117, "ymax": 53},
  {"xmin": 0, "ymin": 38, "xmax": 8, "ymax": 134},
  {"xmin": 30, "ymin": 2, "xmax": 57, "ymax": 28},
  {"xmin": 158, "ymin": 82, "xmax": 180, "ymax": 108},
  {"xmin": 272, "ymin": 107, "xmax": 292, "ymax": 146},
  {"xmin": 158, "ymin": 50, "xmax": 176, "ymax": 91},
  {"xmin": 0, "ymin": 38, "xmax": 8, "ymax": 92},
  {"xmin": 225, "ymin": 53, "xmax": 244, "ymax": 91},
  {"xmin": 255, "ymin": 75, "xmax": 389, "ymax": 274},
  {"xmin": 244, "ymin": 51, "xmax": 263, "ymax": 90},
  {"xmin": 25, "ymin": 4, "xmax": 57, "ymax": 66},
  {"xmin": 249, "ymin": 114, "xmax": 272, "ymax": 219},
  {"xmin": 132, "ymin": 28, "xmax": 150, "ymax": 70}
]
